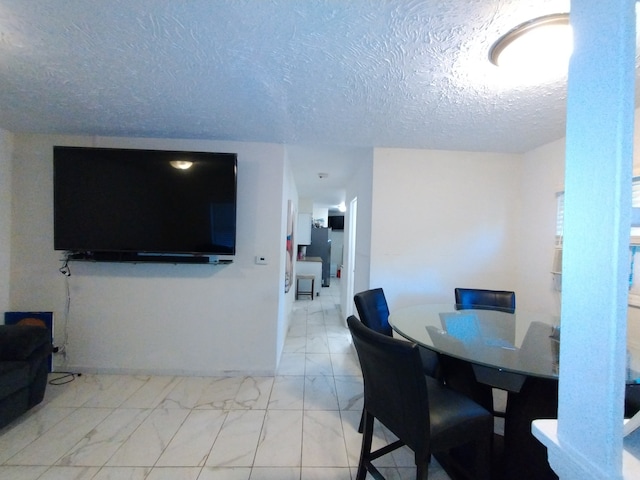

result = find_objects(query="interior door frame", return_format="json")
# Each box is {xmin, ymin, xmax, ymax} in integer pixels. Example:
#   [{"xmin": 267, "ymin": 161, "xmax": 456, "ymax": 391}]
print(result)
[{"xmin": 345, "ymin": 196, "xmax": 358, "ymax": 318}]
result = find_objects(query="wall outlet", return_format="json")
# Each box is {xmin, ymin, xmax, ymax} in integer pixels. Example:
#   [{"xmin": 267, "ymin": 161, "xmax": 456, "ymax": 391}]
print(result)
[{"xmin": 255, "ymin": 256, "xmax": 268, "ymax": 265}]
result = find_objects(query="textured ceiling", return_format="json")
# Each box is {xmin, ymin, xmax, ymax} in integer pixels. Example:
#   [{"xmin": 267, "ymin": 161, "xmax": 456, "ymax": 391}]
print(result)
[{"xmin": 0, "ymin": 0, "xmax": 615, "ymax": 207}]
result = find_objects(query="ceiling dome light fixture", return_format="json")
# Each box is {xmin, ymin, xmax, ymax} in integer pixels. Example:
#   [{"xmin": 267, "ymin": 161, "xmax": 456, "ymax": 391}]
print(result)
[{"xmin": 489, "ymin": 13, "xmax": 572, "ymax": 71}]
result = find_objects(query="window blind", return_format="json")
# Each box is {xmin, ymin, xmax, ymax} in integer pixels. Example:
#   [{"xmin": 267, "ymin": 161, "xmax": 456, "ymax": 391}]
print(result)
[
  {"xmin": 557, "ymin": 177, "xmax": 640, "ymax": 240},
  {"xmin": 556, "ymin": 191, "xmax": 564, "ymax": 240},
  {"xmin": 632, "ymin": 176, "xmax": 640, "ymax": 238}
]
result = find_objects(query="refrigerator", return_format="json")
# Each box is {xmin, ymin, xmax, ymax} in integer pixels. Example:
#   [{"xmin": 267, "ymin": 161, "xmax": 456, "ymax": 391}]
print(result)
[{"xmin": 305, "ymin": 227, "xmax": 331, "ymax": 287}]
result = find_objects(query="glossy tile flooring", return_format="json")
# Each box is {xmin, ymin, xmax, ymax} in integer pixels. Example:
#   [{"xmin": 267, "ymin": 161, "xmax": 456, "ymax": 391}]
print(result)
[{"xmin": 0, "ymin": 279, "xmax": 450, "ymax": 480}]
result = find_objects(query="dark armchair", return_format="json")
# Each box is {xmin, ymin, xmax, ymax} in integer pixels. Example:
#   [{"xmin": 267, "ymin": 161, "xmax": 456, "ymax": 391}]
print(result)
[{"xmin": 0, "ymin": 324, "xmax": 52, "ymax": 429}]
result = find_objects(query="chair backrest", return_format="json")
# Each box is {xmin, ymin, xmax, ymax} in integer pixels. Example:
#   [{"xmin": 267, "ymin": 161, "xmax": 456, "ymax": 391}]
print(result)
[
  {"xmin": 454, "ymin": 287, "xmax": 515, "ymax": 313},
  {"xmin": 347, "ymin": 315, "xmax": 429, "ymax": 453},
  {"xmin": 353, "ymin": 288, "xmax": 392, "ymax": 336}
]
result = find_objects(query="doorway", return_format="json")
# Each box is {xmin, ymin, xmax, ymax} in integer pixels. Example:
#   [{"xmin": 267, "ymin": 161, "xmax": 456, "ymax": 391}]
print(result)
[{"xmin": 345, "ymin": 196, "xmax": 358, "ymax": 317}]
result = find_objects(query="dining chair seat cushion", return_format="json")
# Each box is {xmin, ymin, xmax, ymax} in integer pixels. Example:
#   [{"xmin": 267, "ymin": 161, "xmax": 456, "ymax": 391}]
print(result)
[
  {"xmin": 425, "ymin": 375, "xmax": 493, "ymax": 451},
  {"xmin": 438, "ymin": 355, "xmax": 494, "ymax": 413}
]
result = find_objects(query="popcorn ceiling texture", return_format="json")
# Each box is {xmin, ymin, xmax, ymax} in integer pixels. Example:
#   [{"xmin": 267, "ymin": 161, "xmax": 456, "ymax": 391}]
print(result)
[{"xmin": 0, "ymin": 0, "xmax": 579, "ymax": 153}]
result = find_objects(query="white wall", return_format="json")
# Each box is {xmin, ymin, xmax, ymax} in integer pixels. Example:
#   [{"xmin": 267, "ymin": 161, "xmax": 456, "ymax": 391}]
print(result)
[
  {"xmin": 312, "ymin": 206, "xmax": 329, "ymax": 227},
  {"xmin": 517, "ymin": 139, "xmax": 565, "ymax": 315},
  {"xmin": 280, "ymin": 151, "xmax": 298, "ymax": 363},
  {"xmin": 10, "ymin": 134, "xmax": 290, "ymax": 376},
  {"xmin": 298, "ymin": 197, "xmax": 313, "ymax": 214},
  {"xmin": 513, "ymin": 128, "xmax": 640, "ymax": 322},
  {"xmin": 0, "ymin": 129, "xmax": 12, "ymax": 314},
  {"xmin": 339, "ymin": 140, "xmax": 567, "ymax": 326},
  {"xmin": 369, "ymin": 148, "xmax": 522, "ymax": 310}
]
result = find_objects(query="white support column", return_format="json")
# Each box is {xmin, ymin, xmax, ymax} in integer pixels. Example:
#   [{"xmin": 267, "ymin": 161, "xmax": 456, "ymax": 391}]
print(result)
[{"xmin": 537, "ymin": 0, "xmax": 636, "ymax": 478}]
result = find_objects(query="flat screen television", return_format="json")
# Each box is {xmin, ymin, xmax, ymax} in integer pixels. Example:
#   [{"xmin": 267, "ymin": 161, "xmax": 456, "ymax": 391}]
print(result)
[
  {"xmin": 53, "ymin": 146, "xmax": 237, "ymax": 262},
  {"xmin": 328, "ymin": 215, "xmax": 344, "ymax": 231}
]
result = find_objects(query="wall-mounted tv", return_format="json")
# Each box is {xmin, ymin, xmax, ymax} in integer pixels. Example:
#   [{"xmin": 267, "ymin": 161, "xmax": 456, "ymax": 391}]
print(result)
[
  {"xmin": 53, "ymin": 146, "xmax": 237, "ymax": 263},
  {"xmin": 328, "ymin": 215, "xmax": 344, "ymax": 231}
]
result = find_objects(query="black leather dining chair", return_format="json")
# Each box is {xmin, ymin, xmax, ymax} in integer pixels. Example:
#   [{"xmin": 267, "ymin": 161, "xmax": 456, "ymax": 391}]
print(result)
[
  {"xmin": 441, "ymin": 288, "xmax": 517, "ymax": 417},
  {"xmin": 353, "ymin": 288, "xmax": 393, "ymax": 336},
  {"xmin": 354, "ymin": 288, "xmax": 441, "ymax": 378},
  {"xmin": 440, "ymin": 288, "xmax": 516, "ymax": 417},
  {"xmin": 347, "ymin": 315, "xmax": 493, "ymax": 480},
  {"xmin": 354, "ymin": 288, "xmax": 441, "ymax": 434},
  {"xmin": 625, "ymin": 384, "xmax": 640, "ymax": 417},
  {"xmin": 454, "ymin": 287, "xmax": 515, "ymax": 313},
  {"xmin": 353, "ymin": 288, "xmax": 444, "ymax": 434}
]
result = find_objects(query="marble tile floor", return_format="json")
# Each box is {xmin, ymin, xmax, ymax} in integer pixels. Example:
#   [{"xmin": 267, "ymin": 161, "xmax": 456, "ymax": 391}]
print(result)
[{"xmin": 0, "ymin": 279, "xmax": 451, "ymax": 480}]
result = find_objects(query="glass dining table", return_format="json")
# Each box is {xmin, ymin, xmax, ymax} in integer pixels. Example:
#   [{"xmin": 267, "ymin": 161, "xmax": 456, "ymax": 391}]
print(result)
[
  {"xmin": 388, "ymin": 304, "xmax": 566, "ymax": 480},
  {"xmin": 390, "ymin": 303, "xmax": 640, "ymax": 381},
  {"xmin": 389, "ymin": 304, "xmax": 640, "ymax": 478},
  {"xmin": 389, "ymin": 304, "xmax": 562, "ymax": 390}
]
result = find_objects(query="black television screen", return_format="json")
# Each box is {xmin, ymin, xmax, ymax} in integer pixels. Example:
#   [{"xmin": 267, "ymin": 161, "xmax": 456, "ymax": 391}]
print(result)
[
  {"xmin": 328, "ymin": 215, "xmax": 344, "ymax": 230},
  {"xmin": 53, "ymin": 146, "xmax": 237, "ymax": 259}
]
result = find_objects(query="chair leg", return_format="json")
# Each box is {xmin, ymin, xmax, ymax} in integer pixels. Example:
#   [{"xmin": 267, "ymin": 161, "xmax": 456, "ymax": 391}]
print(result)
[
  {"xmin": 358, "ymin": 408, "xmax": 364, "ymax": 433},
  {"xmin": 356, "ymin": 411, "xmax": 375, "ymax": 480},
  {"xmin": 415, "ymin": 454, "xmax": 430, "ymax": 480}
]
